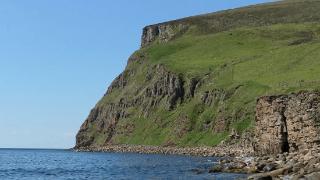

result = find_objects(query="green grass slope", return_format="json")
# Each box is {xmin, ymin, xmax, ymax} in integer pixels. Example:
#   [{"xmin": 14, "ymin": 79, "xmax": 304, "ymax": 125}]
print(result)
[
  {"xmin": 83, "ymin": 0, "xmax": 320, "ymax": 147},
  {"xmin": 114, "ymin": 23, "xmax": 320, "ymax": 146}
]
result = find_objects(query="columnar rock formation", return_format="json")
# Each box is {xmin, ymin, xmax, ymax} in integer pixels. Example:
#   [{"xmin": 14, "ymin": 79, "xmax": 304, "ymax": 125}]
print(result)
[
  {"xmin": 254, "ymin": 91, "xmax": 320, "ymax": 155},
  {"xmin": 76, "ymin": 64, "xmax": 186, "ymax": 147}
]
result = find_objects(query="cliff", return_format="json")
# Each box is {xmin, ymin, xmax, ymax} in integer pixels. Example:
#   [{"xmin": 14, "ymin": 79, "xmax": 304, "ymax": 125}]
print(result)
[
  {"xmin": 254, "ymin": 91, "xmax": 320, "ymax": 155},
  {"xmin": 76, "ymin": 0, "xmax": 320, "ymax": 149},
  {"xmin": 141, "ymin": 0, "xmax": 320, "ymax": 47}
]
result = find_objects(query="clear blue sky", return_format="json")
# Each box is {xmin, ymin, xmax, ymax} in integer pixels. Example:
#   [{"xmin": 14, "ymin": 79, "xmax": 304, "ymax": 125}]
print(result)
[{"xmin": 0, "ymin": 0, "xmax": 272, "ymax": 149}]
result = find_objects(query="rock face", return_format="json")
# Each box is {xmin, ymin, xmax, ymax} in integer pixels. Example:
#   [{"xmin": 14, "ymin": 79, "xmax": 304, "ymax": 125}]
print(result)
[
  {"xmin": 254, "ymin": 91, "xmax": 320, "ymax": 155},
  {"xmin": 141, "ymin": 23, "xmax": 189, "ymax": 47},
  {"xmin": 144, "ymin": 65, "xmax": 184, "ymax": 111},
  {"xmin": 140, "ymin": 0, "xmax": 320, "ymax": 47},
  {"xmin": 75, "ymin": 64, "xmax": 186, "ymax": 148}
]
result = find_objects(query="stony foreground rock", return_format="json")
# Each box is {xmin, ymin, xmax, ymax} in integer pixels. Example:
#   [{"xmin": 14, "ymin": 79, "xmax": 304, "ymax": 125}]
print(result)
[{"xmin": 207, "ymin": 145, "xmax": 320, "ymax": 180}]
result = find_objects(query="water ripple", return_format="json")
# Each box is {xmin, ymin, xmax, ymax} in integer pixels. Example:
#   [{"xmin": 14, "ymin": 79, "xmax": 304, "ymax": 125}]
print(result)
[{"xmin": 0, "ymin": 149, "xmax": 247, "ymax": 180}]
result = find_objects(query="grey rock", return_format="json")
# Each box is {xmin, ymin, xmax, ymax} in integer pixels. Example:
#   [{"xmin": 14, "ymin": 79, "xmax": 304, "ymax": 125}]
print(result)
[
  {"xmin": 263, "ymin": 163, "xmax": 277, "ymax": 172},
  {"xmin": 304, "ymin": 171, "xmax": 320, "ymax": 180},
  {"xmin": 209, "ymin": 164, "xmax": 223, "ymax": 173},
  {"xmin": 293, "ymin": 162, "xmax": 303, "ymax": 173},
  {"xmin": 141, "ymin": 23, "xmax": 189, "ymax": 47}
]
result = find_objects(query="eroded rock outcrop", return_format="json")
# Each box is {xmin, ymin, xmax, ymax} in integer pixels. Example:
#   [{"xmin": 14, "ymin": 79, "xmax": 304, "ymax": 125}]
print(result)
[
  {"xmin": 76, "ymin": 63, "xmax": 187, "ymax": 148},
  {"xmin": 141, "ymin": 23, "xmax": 189, "ymax": 47},
  {"xmin": 140, "ymin": 0, "xmax": 320, "ymax": 47},
  {"xmin": 143, "ymin": 64, "xmax": 184, "ymax": 111},
  {"xmin": 254, "ymin": 91, "xmax": 320, "ymax": 155}
]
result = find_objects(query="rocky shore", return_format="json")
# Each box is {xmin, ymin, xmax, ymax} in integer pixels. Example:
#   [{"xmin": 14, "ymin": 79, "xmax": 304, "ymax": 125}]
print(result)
[
  {"xmin": 74, "ymin": 90, "xmax": 320, "ymax": 179},
  {"xmin": 74, "ymin": 143, "xmax": 253, "ymax": 157},
  {"xmin": 75, "ymin": 144, "xmax": 320, "ymax": 179},
  {"xmin": 210, "ymin": 145, "xmax": 320, "ymax": 180}
]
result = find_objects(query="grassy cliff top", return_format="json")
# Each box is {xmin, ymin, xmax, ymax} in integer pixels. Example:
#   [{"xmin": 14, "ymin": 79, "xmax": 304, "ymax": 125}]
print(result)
[{"xmin": 144, "ymin": 0, "xmax": 320, "ymax": 35}]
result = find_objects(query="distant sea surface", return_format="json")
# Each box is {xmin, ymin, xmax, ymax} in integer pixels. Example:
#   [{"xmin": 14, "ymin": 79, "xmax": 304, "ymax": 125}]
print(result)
[{"xmin": 0, "ymin": 149, "xmax": 247, "ymax": 180}]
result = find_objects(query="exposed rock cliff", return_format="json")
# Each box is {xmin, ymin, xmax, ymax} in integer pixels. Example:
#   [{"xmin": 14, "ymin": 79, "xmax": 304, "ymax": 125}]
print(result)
[
  {"xmin": 141, "ymin": 0, "xmax": 320, "ymax": 47},
  {"xmin": 141, "ymin": 24, "xmax": 189, "ymax": 47},
  {"xmin": 254, "ymin": 91, "xmax": 320, "ymax": 155},
  {"xmin": 76, "ymin": 63, "xmax": 188, "ymax": 148},
  {"xmin": 76, "ymin": 0, "xmax": 320, "ymax": 149}
]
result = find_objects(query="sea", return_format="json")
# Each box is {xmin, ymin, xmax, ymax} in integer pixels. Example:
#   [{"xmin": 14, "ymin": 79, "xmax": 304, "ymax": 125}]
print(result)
[{"xmin": 0, "ymin": 149, "xmax": 248, "ymax": 180}]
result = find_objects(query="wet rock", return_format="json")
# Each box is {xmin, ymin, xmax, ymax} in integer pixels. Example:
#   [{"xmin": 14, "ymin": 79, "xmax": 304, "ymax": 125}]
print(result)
[
  {"xmin": 191, "ymin": 168, "xmax": 206, "ymax": 174},
  {"xmin": 209, "ymin": 164, "xmax": 223, "ymax": 173},
  {"xmin": 254, "ymin": 176, "xmax": 272, "ymax": 180},
  {"xmin": 263, "ymin": 163, "xmax": 277, "ymax": 172},
  {"xmin": 257, "ymin": 163, "xmax": 266, "ymax": 172}
]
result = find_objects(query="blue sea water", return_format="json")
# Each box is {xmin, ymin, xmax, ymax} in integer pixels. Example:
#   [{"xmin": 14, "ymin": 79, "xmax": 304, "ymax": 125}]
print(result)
[{"xmin": 0, "ymin": 149, "xmax": 248, "ymax": 180}]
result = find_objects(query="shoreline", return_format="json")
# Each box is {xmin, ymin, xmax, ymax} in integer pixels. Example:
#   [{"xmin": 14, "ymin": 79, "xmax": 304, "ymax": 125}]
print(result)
[
  {"xmin": 73, "ymin": 144, "xmax": 253, "ymax": 157},
  {"xmin": 74, "ymin": 144, "xmax": 320, "ymax": 179}
]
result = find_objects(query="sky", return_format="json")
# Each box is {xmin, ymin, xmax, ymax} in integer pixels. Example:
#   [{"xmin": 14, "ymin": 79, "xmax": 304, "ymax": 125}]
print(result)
[{"xmin": 0, "ymin": 0, "xmax": 273, "ymax": 149}]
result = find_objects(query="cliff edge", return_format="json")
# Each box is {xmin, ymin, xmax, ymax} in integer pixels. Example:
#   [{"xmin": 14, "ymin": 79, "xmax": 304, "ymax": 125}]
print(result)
[{"xmin": 76, "ymin": 0, "xmax": 320, "ymax": 150}]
